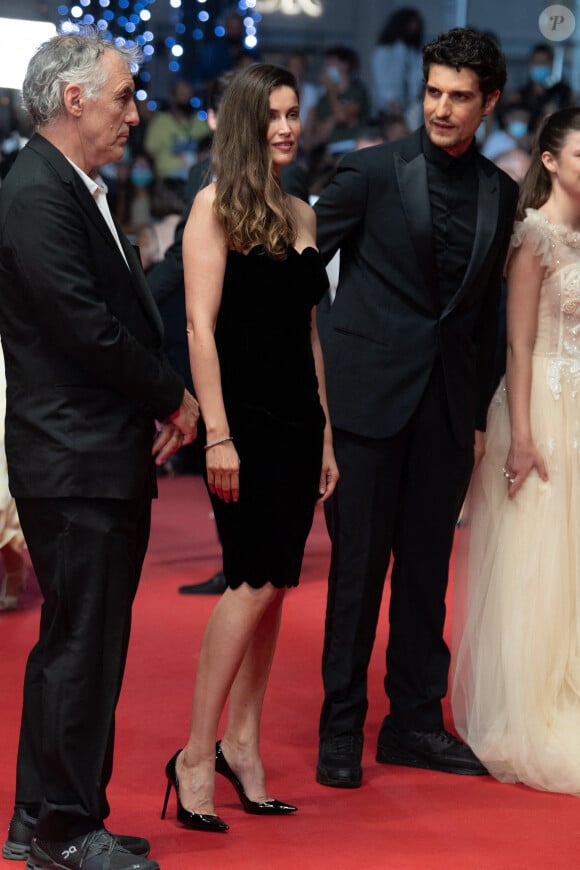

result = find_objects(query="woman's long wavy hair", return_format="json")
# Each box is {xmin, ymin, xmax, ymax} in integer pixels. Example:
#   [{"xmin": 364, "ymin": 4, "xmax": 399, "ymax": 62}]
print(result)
[
  {"xmin": 517, "ymin": 107, "xmax": 580, "ymax": 219},
  {"xmin": 211, "ymin": 63, "xmax": 299, "ymax": 260}
]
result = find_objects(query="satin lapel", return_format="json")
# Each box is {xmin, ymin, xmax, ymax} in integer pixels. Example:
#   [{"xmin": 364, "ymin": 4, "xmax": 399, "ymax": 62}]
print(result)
[
  {"xmin": 118, "ymin": 231, "xmax": 165, "ymax": 340},
  {"xmin": 394, "ymin": 151, "xmax": 439, "ymax": 305},
  {"xmin": 442, "ymin": 161, "xmax": 499, "ymax": 315}
]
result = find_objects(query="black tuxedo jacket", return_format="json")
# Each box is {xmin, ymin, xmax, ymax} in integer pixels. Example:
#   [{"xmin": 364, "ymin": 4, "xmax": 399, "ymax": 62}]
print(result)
[
  {"xmin": 0, "ymin": 134, "xmax": 184, "ymax": 498},
  {"xmin": 315, "ymin": 127, "xmax": 519, "ymax": 447}
]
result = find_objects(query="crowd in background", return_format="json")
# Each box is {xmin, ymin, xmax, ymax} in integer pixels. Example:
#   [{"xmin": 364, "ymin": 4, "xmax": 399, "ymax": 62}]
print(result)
[{"xmin": 0, "ymin": 7, "xmax": 576, "ymax": 276}]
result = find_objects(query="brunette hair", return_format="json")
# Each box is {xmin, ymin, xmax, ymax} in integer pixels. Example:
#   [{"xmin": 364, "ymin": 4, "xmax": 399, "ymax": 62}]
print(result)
[
  {"xmin": 517, "ymin": 107, "xmax": 580, "ymax": 219},
  {"xmin": 422, "ymin": 27, "xmax": 507, "ymax": 99},
  {"xmin": 211, "ymin": 63, "xmax": 299, "ymax": 260}
]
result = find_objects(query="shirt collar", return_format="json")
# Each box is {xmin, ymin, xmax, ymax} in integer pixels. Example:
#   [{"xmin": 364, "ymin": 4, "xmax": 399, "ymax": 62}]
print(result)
[
  {"xmin": 421, "ymin": 126, "xmax": 478, "ymax": 170},
  {"xmin": 64, "ymin": 156, "xmax": 108, "ymax": 199}
]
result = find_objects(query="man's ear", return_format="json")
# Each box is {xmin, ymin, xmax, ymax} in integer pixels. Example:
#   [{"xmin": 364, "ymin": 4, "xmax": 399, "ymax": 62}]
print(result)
[
  {"xmin": 63, "ymin": 83, "xmax": 83, "ymax": 118},
  {"xmin": 482, "ymin": 89, "xmax": 501, "ymax": 118}
]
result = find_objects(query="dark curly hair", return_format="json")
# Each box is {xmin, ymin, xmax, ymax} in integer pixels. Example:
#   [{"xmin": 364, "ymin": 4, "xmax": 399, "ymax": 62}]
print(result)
[{"xmin": 422, "ymin": 28, "xmax": 507, "ymax": 100}]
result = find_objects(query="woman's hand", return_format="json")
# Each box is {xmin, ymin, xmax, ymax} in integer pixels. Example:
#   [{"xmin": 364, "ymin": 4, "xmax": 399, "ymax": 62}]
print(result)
[
  {"xmin": 317, "ymin": 442, "xmax": 339, "ymax": 504},
  {"xmin": 206, "ymin": 441, "xmax": 240, "ymax": 503},
  {"xmin": 503, "ymin": 437, "xmax": 548, "ymax": 499}
]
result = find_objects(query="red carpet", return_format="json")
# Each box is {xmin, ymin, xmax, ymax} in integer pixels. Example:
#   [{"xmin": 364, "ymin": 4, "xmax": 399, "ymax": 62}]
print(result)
[{"xmin": 2, "ymin": 475, "xmax": 580, "ymax": 869}]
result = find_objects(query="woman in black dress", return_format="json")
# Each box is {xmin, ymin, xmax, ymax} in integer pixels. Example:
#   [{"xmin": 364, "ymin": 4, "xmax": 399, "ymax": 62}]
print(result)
[{"xmin": 162, "ymin": 64, "xmax": 338, "ymax": 832}]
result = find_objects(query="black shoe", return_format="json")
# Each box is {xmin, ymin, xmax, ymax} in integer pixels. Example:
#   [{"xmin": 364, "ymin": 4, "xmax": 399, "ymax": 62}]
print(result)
[
  {"xmin": 178, "ymin": 571, "xmax": 227, "ymax": 595},
  {"xmin": 26, "ymin": 829, "xmax": 158, "ymax": 870},
  {"xmin": 2, "ymin": 809, "xmax": 150, "ymax": 862},
  {"xmin": 376, "ymin": 721, "xmax": 488, "ymax": 776},
  {"xmin": 316, "ymin": 734, "xmax": 363, "ymax": 788},
  {"xmin": 3, "ymin": 808, "xmax": 38, "ymax": 861},
  {"xmin": 161, "ymin": 750, "xmax": 229, "ymax": 832},
  {"xmin": 215, "ymin": 741, "xmax": 297, "ymax": 815}
]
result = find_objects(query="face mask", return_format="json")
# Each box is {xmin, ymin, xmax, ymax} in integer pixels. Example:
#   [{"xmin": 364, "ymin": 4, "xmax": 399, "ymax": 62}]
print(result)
[
  {"xmin": 529, "ymin": 65, "xmax": 551, "ymax": 84},
  {"xmin": 508, "ymin": 120, "xmax": 528, "ymax": 139},
  {"xmin": 326, "ymin": 65, "xmax": 342, "ymax": 84},
  {"xmin": 131, "ymin": 167, "xmax": 154, "ymax": 187}
]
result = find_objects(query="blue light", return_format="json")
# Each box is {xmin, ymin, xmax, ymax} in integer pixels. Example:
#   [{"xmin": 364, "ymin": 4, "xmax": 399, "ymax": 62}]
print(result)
[
  {"xmin": 192, "ymin": 28, "xmax": 203, "ymax": 40},
  {"xmin": 98, "ymin": 0, "xmax": 110, "ymax": 5},
  {"xmin": 146, "ymin": 100, "xmax": 158, "ymax": 111},
  {"xmin": 214, "ymin": 25, "xmax": 225, "ymax": 37},
  {"xmin": 143, "ymin": 30, "xmax": 154, "ymax": 41},
  {"xmin": 197, "ymin": 110, "xmax": 208, "ymax": 122},
  {"xmin": 164, "ymin": 36, "xmax": 176, "ymax": 47},
  {"xmin": 136, "ymin": 89, "xmax": 148, "ymax": 101},
  {"xmin": 192, "ymin": 96, "xmax": 201, "ymax": 107},
  {"xmin": 168, "ymin": 60, "xmax": 180, "ymax": 72},
  {"xmin": 103, "ymin": 9, "xmax": 114, "ymax": 19},
  {"xmin": 125, "ymin": 22, "xmax": 136, "ymax": 32},
  {"xmin": 176, "ymin": 23, "xmax": 186, "ymax": 33},
  {"xmin": 199, "ymin": 11, "xmax": 209, "ymax": 22},
  {"xmin": 96, "ymin": 19, "xmax": 108, "ymax": 29},
  {"xmin": 117, "ymin": 16, "xmax": 128, "ymax": 26},
  {"xmin": 118, "ymin": 0, "xmax": 130, "ymax": 8},
  {"xmin": 143, "ymin": 45, "xmax": 155, "ymax": 56},
  {"xmin": 57, "ymin": 4, "xmax": 69, "ymax": 14},
  {"xmin": 140, "ymin": 70, "xmax": 151, "ymax": 81},
  {"xmin": 129, "ymin": 13, "xmax": 140, "ymax": 23},
  {"xmin": 83, "ymin": 13, "xmax": 95, "ymax": 23}
]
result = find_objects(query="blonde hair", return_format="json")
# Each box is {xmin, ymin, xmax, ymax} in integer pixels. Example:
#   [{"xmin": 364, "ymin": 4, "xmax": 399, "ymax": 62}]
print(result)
[{"xmin": 211, "ymin": 64, "xmax": 299, "ymax": 260}]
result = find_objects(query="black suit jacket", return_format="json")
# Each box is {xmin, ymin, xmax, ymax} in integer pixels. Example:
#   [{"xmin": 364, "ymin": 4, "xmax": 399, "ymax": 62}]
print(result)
[
  {"xmin": 0, "ymin": 133, "xmax": 184, "ymax": 498},
  {"xmin": 315, "ymin": 127, "xmax": 519, "ymax": 447}
]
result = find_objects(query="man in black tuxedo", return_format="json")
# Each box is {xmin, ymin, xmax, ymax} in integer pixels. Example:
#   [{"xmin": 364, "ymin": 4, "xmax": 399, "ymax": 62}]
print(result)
[
  {"xmin": 0, "ymin": 32, "xmax": 198, "ymax": 870},
  {"xmin": 315, "ymin": 28, "xmax": 519, "ymax": 788}
]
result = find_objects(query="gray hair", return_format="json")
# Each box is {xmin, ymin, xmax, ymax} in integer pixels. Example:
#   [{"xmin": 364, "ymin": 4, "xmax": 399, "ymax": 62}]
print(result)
[{"xmin": 22, "ymin": 29, "xmax": 142, "ymax": 128}]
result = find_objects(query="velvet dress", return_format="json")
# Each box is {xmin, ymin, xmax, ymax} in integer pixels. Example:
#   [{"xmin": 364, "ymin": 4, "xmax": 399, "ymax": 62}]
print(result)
[{"xmin": 207, "ymin": 244, "xmax": 328, "ymax": 589}]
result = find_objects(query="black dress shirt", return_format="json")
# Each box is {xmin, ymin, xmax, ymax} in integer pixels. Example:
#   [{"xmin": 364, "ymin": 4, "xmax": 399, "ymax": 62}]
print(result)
[{"xmin": 422, "ymin": 128, "xmax": 479, "ymax": 308}]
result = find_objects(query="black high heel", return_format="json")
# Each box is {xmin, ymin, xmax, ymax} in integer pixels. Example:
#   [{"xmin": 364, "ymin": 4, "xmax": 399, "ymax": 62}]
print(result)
[
  {"xmin": 161, "ymin": 750, "xmax": 229, "ymax": 832},
  {"xmin": 215, "ymin": 741, "xmax": 298, "ymax": 815}
]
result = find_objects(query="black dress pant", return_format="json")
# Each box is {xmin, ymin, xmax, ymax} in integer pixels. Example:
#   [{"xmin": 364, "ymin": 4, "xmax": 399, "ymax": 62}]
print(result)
[
  {"xmin": 319, "ymin": 362, "xmax": 474, "ymax": 739},
  {"xmin": 13, "ymin": 496, "xmax": 151, "ymax": 840}
]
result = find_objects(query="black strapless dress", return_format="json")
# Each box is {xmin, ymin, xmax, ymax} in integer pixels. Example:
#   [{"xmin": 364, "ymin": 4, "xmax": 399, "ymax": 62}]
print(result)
[{"xmin": 207, "ymin": 245, "xmax": 328, "ymax": 589}]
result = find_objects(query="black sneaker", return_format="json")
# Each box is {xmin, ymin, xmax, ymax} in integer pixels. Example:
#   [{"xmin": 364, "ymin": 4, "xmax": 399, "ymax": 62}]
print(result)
[
  {"xmin": 376, "ymin": 720, "xmax": 488, "ymax": 775},
  {"xmin": 3, "ymin": 809, "xmax": 150, "ymax": 862},
  {"xmin": 316, "ymin": 734, "xmax": 363, "ymax": 788},
  {"xmin": 26, "ymin": 830, "xmax": 158, "ymax": 870},
  {"xmin": 3, "ymin": 807, "xmax": 37, "ymax": 860}
]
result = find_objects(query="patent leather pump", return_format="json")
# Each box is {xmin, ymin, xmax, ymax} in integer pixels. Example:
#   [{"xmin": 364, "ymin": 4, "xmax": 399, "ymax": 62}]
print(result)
[
  {"xmin": 215, "ymin": 741, "xmax": 298, "ymax": 815},
  {"xmin": 162, "ymin": 750, "xmax": 229, "ymax": 832}
]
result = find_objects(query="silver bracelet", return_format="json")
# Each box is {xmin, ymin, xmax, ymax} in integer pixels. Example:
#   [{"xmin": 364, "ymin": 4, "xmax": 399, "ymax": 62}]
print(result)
[{"xmin": 204, "ymin": 435, "xmax": 234, "ymax": 451}]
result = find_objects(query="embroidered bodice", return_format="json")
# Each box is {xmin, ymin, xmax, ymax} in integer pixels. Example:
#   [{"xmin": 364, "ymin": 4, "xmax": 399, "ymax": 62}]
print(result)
[{"xmin": 511, "ymin": 208, "xmax": 580, "ymax": 399}]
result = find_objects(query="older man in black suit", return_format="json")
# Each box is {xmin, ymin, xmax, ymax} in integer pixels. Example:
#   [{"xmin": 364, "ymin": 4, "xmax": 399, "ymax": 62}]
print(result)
[
  {"xmin": 315, "ymin": 28, "xmax": 519, "ymax": 788},
  {"xmin": 0, "ymin": 32, "xmax": 198, "ymax": 870}
]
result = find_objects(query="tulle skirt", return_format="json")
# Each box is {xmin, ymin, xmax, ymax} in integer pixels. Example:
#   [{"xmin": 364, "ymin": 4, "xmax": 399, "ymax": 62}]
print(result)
[{"xmin": 452, "ymin": 356, "xmax": 580, "ymax": 794}]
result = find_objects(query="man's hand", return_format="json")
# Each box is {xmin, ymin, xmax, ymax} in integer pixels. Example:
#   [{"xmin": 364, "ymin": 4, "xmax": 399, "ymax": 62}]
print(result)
[
  {"xmin": 152, "ymin": 391, "xmax": 200, "ymax": 465},
  {"xmin": 167, "ymin": 390, "xmax": 200, "ymax": 443}
]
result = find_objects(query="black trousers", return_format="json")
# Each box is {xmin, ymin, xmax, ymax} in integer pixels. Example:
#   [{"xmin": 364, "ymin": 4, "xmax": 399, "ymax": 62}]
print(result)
[
  {"xmin": 319, "ymin": 363, "xmax": 474, "ymax": 739},
  {"xmin": 13, "ymin": 496, "xmax": 151, "ymax": 840}
]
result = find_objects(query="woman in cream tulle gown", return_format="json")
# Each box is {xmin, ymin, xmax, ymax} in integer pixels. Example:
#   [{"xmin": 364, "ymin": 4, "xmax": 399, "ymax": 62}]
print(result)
[{"xmin": 452, "ymin": 107, "xmax": 580, "ymax": 794}]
